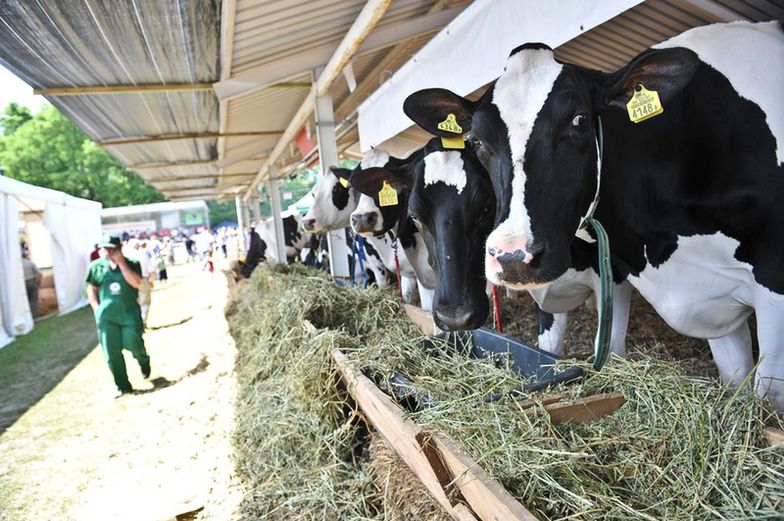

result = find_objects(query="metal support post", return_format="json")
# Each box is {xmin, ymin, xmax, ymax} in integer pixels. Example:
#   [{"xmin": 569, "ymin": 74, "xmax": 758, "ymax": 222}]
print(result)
[
  {"xmin": 235, "ymin": 194, "xmax": 247, "ymax": 256},
  {"xmin": 314, "ymin": 86, "xmax": 351, "ymax": 280},
  {"xmin": 268, "ymin": 169, "xmax": 287, "ymax": 263}
]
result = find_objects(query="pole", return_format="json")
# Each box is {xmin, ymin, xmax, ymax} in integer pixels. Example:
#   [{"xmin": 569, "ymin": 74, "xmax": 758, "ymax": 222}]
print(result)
[
  {"xmin": 268, "ymin": 170, "xmax": 287, "ymax": 263},
  {"xmin": 234, "ymin": 194, "xmax": 246, "ymax": 256},
  {"xmin": 314, "ymin": 85, "xmax": 352, "ymax": 280}
]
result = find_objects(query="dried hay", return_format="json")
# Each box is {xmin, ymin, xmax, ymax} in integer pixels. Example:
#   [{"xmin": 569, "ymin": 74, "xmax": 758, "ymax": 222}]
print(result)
[{"xmin": 227, "ymin": 264, "xmax": 783, "ymax": 520}]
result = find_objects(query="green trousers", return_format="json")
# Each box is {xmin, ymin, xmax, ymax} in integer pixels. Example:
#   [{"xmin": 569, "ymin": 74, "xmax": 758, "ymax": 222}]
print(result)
[{"xmin": 98, "ymin": 320, "xmax": 149, "ymax": 392}]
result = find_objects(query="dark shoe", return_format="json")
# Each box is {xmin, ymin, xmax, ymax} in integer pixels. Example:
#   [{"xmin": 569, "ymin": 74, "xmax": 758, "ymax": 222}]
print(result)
[
  {"xmin": 114, "ymin": 388, "xmax": 133, "ymax": 399},
  {"xmin": 142, "ymin": 365, "xmax": 151, "ymax": 379}
]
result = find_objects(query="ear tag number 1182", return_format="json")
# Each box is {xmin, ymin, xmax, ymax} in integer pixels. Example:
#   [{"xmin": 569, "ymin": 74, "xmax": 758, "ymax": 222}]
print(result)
[{"xmin": 378, "ymin": 181, "xmax": 398, "ymax": 207}]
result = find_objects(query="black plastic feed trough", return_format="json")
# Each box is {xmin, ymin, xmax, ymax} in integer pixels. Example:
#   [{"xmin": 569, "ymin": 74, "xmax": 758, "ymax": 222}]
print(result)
[{"xmin": 376, "ymin": 327, "xmax": 586, "ymax": 411}]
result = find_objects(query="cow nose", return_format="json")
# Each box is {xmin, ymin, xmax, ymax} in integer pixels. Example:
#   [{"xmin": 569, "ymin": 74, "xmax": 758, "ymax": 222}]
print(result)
[
  {"xmin": 488, "ymin": 241, "xmax": 544, "ymax": 267},
  {"xmin": 302, "ymin": 218, "xmax": 316, "ymax": 231},
  {"xmin": 351, "ymin": 212, "xmax": 378, "ymax": 231},
  {"xmin": 433, "ymin": 305, "xmax": 487, "ymax": 331}
]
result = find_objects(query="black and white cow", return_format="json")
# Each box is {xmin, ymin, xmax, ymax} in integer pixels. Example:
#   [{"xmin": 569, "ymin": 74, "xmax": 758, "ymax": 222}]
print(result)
[
  {"xmin": 354, "ymin": 137, "xmax": 631, "ymax": 355},
  {"xmin": 255, "ymin": 212, "xmax": 310, "ymax": 264},
  {"xmin": 405, "ymin": 21, "xmax": 784, "ymax": 408},
  {"xmin": 349, "ymin": 148, "xmax": 437, "ymax": 311},
  {"xmin": 301, "ymin": 165, "xmax": 415, "ymax": 298}
]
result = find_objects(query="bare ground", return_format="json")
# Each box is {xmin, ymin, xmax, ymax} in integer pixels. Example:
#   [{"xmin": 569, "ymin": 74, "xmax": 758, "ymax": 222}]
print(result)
[{"xmin": 0, "ymin": 263, "xmax": 242, "ymax": 521}]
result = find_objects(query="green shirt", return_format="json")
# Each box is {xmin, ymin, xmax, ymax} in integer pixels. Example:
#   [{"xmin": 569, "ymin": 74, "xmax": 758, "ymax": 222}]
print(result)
[{"xmin": 86, "ymin": 257, "xmax": 142, "ymax": 325}]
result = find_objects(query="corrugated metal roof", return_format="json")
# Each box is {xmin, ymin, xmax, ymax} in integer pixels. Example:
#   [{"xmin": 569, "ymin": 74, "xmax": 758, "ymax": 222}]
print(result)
[{"xmin": 0, "ymin": 0, "xmax": 781, "ymax": 202}]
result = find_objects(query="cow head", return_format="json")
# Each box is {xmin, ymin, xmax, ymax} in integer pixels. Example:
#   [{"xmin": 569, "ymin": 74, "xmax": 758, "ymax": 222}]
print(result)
[
  {"xmin": 353, "ymin": 139, "xmax": 495, "ymax": 330},
  {"xmin": 348, "ymin": 149, "xmax": 399, "ymax": 237},
  {"xmin": 302, "ymin": 166, "xmax": 356, "ymax": 232},
  {"xmin": 404, "ymin": 44, "xmax": 698, "ymax": 289}
]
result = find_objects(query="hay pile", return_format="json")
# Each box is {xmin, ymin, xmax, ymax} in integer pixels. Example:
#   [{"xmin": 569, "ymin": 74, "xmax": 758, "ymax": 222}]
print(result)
[{"xmin": 227, "ymin": 264, "xmax": 783, "ymax": 520}]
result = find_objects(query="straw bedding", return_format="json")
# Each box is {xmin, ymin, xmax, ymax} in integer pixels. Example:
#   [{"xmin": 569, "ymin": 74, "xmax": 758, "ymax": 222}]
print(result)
[{"xmin": 226, "ymin": 264, "xmax": 783, "ymax": 520}]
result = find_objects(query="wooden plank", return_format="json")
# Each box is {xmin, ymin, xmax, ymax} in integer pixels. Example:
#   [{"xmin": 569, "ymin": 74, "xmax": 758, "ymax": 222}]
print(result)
[
  {"xmin": 333, "ymin": 350, "xmax": 530, "ymax": 521},
  {"xmin": 404, "ymin": 304, "xmax": 435, "ymax": 335},
  {"xmin": 98, "ymin": 131, "xmax": 284, "ymax": 146},
  {"xmin": 763, "ymin": 427, "xmax": 784, "ymax": 448},
  {"xmin": 540, "ymin": 392, "xmax": 625, "ymax": 424},
  {"xmin": 34, "ymin": 83, "xmax": 213, "ymax": 96},
  {"xmin": 433, "ymin": 436, "xmax": 540, "ymax": 521},
  {"xmin": 332, "ymin": 351, "xmax": 459, "ymax": 517}
]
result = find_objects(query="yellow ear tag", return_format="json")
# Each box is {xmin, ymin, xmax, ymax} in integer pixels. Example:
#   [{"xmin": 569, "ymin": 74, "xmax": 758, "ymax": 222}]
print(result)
[
  {"xmin": 338, "ymin": 177, "xmax": 349, "ymax": 188},
  {"xmin": 626, "ymin": 84, "xmax": 664, "ymax": 123},
  {"xmin": 441, "ymin": 135, "xmax": 465, "ymax": 149},
  {"xmin": 378, "ymin": 181, "xmax": 398, "ymax": 207},
  {"xmin": 437, "ymin": 113, "xmax": 463, "ymax": 134}
]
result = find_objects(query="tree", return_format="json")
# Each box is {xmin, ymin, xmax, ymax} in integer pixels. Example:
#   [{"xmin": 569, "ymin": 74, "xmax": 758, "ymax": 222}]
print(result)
[
  {"xmin": 0, "ymin": 104, "xmax": 164, "ymax": 207},
  {"xmin": 0, "ymin": 102, "xmax": 33, "ymax": 135}
]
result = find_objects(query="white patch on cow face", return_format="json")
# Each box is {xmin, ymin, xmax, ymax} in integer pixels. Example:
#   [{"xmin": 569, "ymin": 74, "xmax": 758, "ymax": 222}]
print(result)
[
  {"xmin": 424, "ymin": 151, "xmax": 467, "ymax": 194},
  {"xmin": 351, "ymin": 194, "xmax": 384, "ymax": 236},
  {"xmin": 304, "ymin": 174, "xmax": 356, "ymax": 231},
  {"xmin": 484, "ymin": 49, "xmax": 563, "ymax": 285},
  {"xmin": 350, "ymin": 148, "xmax": 393, "ymax": 236},
  {"xmin": 655, "ymin": 21, "xmax": 784, "ymax": 165},
  {"xmin": 360, "ymin": 148, "xmax": 390, "ymax": 169}
]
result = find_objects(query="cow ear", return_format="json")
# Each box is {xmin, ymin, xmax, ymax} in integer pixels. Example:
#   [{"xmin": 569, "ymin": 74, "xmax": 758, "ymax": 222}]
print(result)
[
  {"xmin": 350, "ymin": 167, "xmax": 409, "ymax": 198},
  {"xmin": 404, "ymin": 88, "xmax": 475, "ymax": 137},
  {"xmin": 603, "ymin": 47, "xmax": 700, "ymax": 110},
  {"xmin": 329, "ymin": 166, "xmax": 351, "ymax": 179}
]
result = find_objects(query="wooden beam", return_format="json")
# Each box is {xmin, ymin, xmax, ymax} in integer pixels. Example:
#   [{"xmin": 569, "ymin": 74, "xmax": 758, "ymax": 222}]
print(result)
[
  {"xmin": 764, "ymin": 427, "xmax": 784, "ymax": 448},
  {"xmin": 159, "ymin": 186, "xmax": 217, "ymax": 193},
  {"xmin": 34, "ymin": 83, "xmax": 214, "ymax": 96},
  {"xmin": 244, "ymin": 0, "xmax": 393, "ymax": 200},
  {"xmin": 99, "ymin": 131, "xmax": 284, "ymax": 147},
  {"xmin": 214, "ymin": 5, "xmax": 463, "ymax": 101},
  {"xmin": 148, "ymin": 172, "xmax": 257, "ymax": 183},
  {"xmin": 131, "ymin": 159, "xmax": 215, "ymax": 171},
  {"xmin": 333, "ymin": 350, "xmax": 535, "ymax": 521}
]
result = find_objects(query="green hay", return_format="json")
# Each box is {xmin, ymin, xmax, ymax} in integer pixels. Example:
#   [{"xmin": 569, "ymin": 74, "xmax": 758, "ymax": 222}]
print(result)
[{"xmin": 227, "ymin": 264, "xmax": 784, "ymax": 521}]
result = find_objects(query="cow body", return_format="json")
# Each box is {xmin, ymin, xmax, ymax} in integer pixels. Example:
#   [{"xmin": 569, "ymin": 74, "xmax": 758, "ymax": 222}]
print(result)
[
  {"xmin": 256, "ymin": 213, "xmax": 310, "ymax": 264},
  {"xmin": 405, "ymin": 21, "xmax": 784, "ymax": 407}
]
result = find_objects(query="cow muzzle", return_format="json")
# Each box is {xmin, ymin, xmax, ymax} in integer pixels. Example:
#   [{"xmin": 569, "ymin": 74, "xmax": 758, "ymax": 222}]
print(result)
[
  {"xmin": 433, "ymin": 304, "xmax": 487, "ymax": 331},
  {"xmin": 350, "ymin": 212, "xmax": 380, "ymax": 236},
  {"xmin": 485, "ymin": 235, "xmax": 545, "ymax": 288},
  {"xmin": 301, "ymin": 218, "xmax": 317, "ymax": 232}
]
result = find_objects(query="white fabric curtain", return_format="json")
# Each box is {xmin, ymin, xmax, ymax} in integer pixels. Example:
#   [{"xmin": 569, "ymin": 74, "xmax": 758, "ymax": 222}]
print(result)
[
  {"xmin": 0, "ymin": 193, "xmax": 33, "ymax": 343},
  {"xmin": 44, "ymin": 203, "xmax": 102, "ymax": 315}
]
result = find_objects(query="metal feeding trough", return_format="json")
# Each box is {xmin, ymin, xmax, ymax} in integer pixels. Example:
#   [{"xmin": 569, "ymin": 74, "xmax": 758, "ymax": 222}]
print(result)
[{"xmin": 379, "ymin": 327, "xmax": 586, "ymax": 412}]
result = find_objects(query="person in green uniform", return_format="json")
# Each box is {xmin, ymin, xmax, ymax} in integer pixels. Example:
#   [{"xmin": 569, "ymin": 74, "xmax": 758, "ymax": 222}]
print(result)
[{"xmin": 86, "ymin": 235, "xmax": 151, "ymax": 397}]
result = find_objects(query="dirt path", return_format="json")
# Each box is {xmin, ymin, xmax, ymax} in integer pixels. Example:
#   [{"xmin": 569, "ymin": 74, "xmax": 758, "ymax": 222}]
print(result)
[{"xmin": 0, "ymin": 263, "xmax": 241, "ymax": 521}]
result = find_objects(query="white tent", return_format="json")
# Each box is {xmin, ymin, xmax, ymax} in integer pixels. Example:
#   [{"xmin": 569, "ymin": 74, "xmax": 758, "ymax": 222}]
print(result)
[{"xmin": 0, "ymin": 176, "xmax": 102, "ymax": 348}]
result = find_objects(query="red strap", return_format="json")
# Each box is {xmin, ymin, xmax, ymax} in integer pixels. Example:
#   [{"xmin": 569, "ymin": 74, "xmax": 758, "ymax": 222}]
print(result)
[{"xmin": 491, "ymin": 284, "xmax": 503, "ymax": 333}]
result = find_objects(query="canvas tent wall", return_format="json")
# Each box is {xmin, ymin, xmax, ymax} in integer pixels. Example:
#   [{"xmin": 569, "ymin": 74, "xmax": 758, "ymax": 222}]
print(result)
[{"xmin": 0, "ymin": 176, "xmax": 102, "ymax": 347}]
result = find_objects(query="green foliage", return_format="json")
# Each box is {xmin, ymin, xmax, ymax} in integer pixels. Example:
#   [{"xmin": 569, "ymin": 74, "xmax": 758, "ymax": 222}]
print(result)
[
  {"xmin": 0, "ymin": 102, "xmax": 33, "ymax": 135},
  {"xmin": 207, "ymin": 200, "xmax": 238, "ymax": 226},
  {"xmin": 0, "ymin": 104, "xmax": 164, "ymax": 207}
]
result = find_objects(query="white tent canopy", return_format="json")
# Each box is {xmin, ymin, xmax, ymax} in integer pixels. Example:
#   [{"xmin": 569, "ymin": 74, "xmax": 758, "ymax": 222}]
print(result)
[{"xmin": 0, "ymin": 176, "xmax": 102, "ymax": 348}]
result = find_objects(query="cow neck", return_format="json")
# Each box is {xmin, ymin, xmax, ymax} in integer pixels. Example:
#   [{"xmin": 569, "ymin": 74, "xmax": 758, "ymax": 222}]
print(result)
[{"xmin": 575, "ymin": 116, "xmax": 604, "ymax": 243}]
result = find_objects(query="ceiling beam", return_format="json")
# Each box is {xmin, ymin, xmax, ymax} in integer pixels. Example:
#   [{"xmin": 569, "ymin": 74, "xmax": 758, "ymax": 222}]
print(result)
[
  {"xmin": 335, "ymin": 0, "xmax": 450, "ymax": 121},
  {"xmin": 131, "ymin": 159, "xmax": 215, "ymax": 172},
  {"xmin": 674, "ymin": 0, "xmax": 749, "ymax": 22},
  {"xmin": 160, "ymin": 186, "xmax": 218, "ymax": 194},
  {"xmin": 98, "ymin": 131, "xmax": 284, "ymax": 147},
  {"xmin": 149, "ymin": 172, "xmax": 257, "ymax": 183},
  {"xmin": 244, "ymin": 0, "xmax": 393, "ymax": 200},
  {"xmin": 214, "ymin": 4, "xmax": 461, "ymax": 102},
  {"xmin": 34, "ymin": 83, "xmax": 214, "ymax": 96}
]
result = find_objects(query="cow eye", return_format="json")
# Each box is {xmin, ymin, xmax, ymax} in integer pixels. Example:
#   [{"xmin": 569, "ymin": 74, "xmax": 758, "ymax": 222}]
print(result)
[{"xmin": 571, "ymin": 114, "xmax": 587, "ymax": 127}]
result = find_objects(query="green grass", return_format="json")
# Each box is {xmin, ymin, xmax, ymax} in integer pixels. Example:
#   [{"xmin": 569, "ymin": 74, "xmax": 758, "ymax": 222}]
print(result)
[{"xmin": 0, "ymin": 306, "xmax": 97, "ymax": 433}]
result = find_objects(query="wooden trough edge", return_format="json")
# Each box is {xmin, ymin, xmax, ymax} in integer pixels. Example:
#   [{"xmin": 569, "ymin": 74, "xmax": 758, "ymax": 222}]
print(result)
[{"xmin": 332, "ymin": 349, "xmax": 625, "ymax": 521}]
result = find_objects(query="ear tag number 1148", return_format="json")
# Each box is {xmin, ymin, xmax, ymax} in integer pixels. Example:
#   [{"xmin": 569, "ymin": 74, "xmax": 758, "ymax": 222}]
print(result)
[
  {"xmin": 378, "ymin": 181, "xmax": 398, "ymax": 207},
  {"xmin": 626, "ymin": 84, "xmax": 663, "ymax": 123}
]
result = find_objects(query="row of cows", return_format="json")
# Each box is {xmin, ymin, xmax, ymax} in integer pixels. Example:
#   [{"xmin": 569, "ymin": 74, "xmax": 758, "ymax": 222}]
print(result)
[{"xmin": 257, "ymin": 21, "xmax": 782, "ymax": 411}]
